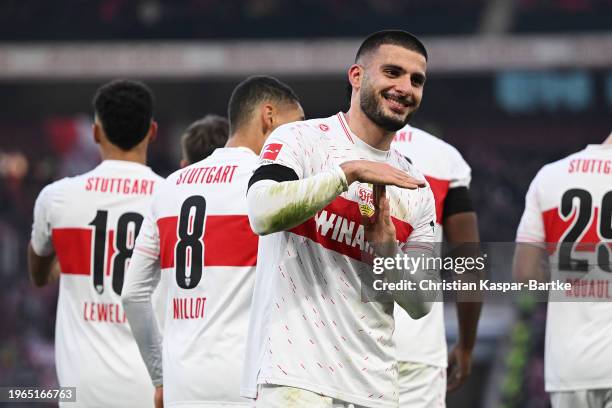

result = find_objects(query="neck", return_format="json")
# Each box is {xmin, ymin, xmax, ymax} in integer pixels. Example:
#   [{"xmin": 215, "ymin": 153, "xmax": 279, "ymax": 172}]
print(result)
[
  {"xmin": 225, "ymin": 124, "xmax": 262, "ymax": 154},
  {"xmin": 344, "ymin": 105, "xmax": 395, "ymax": 151},
  {"xmin": 604, "ymin": 133, "xmax": 612, "ymax": 145},
  {"xmin": 100, "ymin": 145, "xmax": 147, "ymax": 165}
]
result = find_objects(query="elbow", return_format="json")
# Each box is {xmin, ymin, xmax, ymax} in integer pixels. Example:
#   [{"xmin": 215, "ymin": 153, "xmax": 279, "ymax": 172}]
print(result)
[
  {"xmin": 30, "ymin": 274, "xmax": 48, "ymax": 288},
  {"xmin": 398, "ymin": 299, "xmax": 433, "ymax": 320},
  {"xmin": 121, "ymin": 290, "xmax": 136, "ymax": 308},
  {"xmin": 407, "ymin": 302, "xmax": 433, "ymax": 320},
  {"xmin": 248, "ymin": 213, "xmax": 273, "ymax": 236}
]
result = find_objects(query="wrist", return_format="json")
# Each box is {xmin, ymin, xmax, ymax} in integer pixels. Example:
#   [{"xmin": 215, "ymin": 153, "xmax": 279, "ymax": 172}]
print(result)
[
  {"xmin": 455, "ymin": 341, "xmax": 474, "ymax": 354},
  {"xmin": 340, "ymin": 161, "xmax": 357, "ymax": 185}
]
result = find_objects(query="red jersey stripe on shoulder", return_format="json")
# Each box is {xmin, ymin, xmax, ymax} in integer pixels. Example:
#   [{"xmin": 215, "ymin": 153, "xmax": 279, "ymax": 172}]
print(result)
[{"xmin": 336, "ymin": 113, "xmax": 355, "ymax": 144}]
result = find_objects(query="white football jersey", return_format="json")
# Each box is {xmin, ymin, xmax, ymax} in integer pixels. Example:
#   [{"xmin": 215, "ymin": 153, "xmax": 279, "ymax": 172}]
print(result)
[
  {"xmin": 242, "ymin": 113, "xmax": 436, "ymax": 408},
  {"xmin": 128, "ymin": 147, "xmax": 259, "ymax": 406},
  {"xmin": 516, "ymin": 144, "xmax": 612, "ymax": 392},
  {"xmin": 30, "ymin": 160, "xmax": 164, "ymax": 408},
  {"xmin": 391, "ymin": 126, "xmax": 472, "ymax": 366}
]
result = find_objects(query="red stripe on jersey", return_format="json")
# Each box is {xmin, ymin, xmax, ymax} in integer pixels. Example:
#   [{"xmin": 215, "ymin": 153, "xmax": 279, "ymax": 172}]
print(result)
[
  {"xmin": 205, "ymin": 216, "xmax": 258, "ymax": 266},
  {"xmin": 157, "ymin": 215, "xmax": 258, "ymax": 269},
  {"xmin": 157, "ymin": 216, "xmax": 178, "ymax": 269},
  {"xmin": 424, "ymin": 175, "xmax": 450, "ymax": 225},
  {"xmin": 336, "ymin": 113, "xmax": 354, "ymax": 144},
  {"xmin": 51, "ymin": 228, "xmax": 92, "ymax": 275},
  {"xmin": 543, "ymin": 207, "xmax": 601, "ymax": 252},
  {"xmin": 289, "ymin": 196, "xmax": 414, "ymax": 262},
  {"xmin": 106, "ymin": 230, "xmax": 115, "ymax": 276}
]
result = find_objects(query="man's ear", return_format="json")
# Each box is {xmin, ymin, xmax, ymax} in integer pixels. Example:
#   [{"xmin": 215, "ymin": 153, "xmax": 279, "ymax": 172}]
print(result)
[
  {"xmin": 147, "ymin": 120, "xmax": 158, "ymax": 143},
  {"xmin": 348, "ymin": 64, "xmax": 363, "ymax": 90},
  {"xmin": 260, "ymin": 103, "xmax": 275, "ymax": 135},
  {"xmin": 92, "ymin": 122, "xmax": 101, "ymax": 145}
]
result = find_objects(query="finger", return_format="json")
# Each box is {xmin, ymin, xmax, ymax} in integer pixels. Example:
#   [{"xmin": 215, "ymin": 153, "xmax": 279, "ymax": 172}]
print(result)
[
  {"xmin": 376, "ymin": 184, "xmax": 386, "ymax": 201},
  {"xmin": 446, "ymin": 372, "xmax": 465, "ymax": 392},
  {"xmin": 389, "ymin": 173, "xmax": 425, "ymax": 189},
  {"xmin": 373, "ymin": 184, "xmax": 382, "ymax": 213},
  {"xmin": 398, "ymin": 174, "xmax": 426, "ymax": 188},
  {"xmin": 381, "ymin": 197, "xmax": 392, "ymax": 226},
  {"xmin": 361, "ymin": 214, "xmax": 373, "ymax": 229}
]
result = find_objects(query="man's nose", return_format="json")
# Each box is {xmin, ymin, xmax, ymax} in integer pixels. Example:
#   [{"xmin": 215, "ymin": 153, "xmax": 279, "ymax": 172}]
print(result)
[{"xmin": 393, "ymin": 78, "xmax": 413, "ymax": 98}]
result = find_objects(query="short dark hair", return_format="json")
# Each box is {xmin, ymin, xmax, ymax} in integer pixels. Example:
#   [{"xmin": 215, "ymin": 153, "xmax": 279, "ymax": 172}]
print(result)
[
  {"xmin": 355, "ymin": 30, "xmax": 428, "ymax": 63},
  {"xmin": 228, "ymin": 75, "xmax": 300, "ymax": 134},
  {"xmin": 93, "ymin": 79, "xmax": 154, "ymax": 151},
  {"xmin": 181, "ymin": 115, "xmax": 229, "ymax": 164}
]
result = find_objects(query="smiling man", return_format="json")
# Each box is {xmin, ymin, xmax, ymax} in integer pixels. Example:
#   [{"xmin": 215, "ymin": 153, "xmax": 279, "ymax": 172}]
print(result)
[{"xmin": 241, "ymin": 30, "xmax": 439, "ymax": 408}]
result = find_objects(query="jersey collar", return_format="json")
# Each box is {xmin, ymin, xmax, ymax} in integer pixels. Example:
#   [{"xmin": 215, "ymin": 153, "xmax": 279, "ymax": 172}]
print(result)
[
  {"xmin": 585, "ymin": 144, "xmax": 612, "ymax": 151},
  {"xmin": 98, "ymin": 159, "xmax": 152, "ymax": 170},
  {"xmin": 335, "ymin": 112, "xmax": 391, "ymax": 161}
]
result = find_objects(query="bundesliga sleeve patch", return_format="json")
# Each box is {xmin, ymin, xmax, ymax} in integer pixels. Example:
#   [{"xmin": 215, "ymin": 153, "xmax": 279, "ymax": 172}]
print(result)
[{"xmin": 261, "ymin": 143, "xmax": 283, "ymax": 161}]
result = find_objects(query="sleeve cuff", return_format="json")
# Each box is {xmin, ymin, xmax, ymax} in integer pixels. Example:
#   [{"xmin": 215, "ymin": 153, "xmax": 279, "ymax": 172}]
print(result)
[
  {"xmin": 30, "ymin": 240, "xmax": 54, "ymax": 257},
  {"xmin": 332, "ymin": 164, "xmax": 349, "ymax": 192}
]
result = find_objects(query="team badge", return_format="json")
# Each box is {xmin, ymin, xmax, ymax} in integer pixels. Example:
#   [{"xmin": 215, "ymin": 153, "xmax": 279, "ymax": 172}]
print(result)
[{"xmin": 357, "ymin": 183, "xmax": 375, "ymax": 217}]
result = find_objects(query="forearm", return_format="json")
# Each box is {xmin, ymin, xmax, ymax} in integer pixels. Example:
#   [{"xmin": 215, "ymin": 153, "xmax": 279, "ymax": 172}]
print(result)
[
  {"xmin": 247, "ymin": 166, "xmax": 348, "ymax": 235},
  {"xmin": 122, "ymin": 298, "xmax": 163, "ymax": 386},
  {"xmin": 383, "ymin": 246, "xmax": 439, "ymax": 319},
  {"xmin": 27, "ymin": 243, "xmax": 56, "ymax": 287},
  {"xmin": 456, "ymin": 302, "xmax": 481, "ymax": 351},
  {"xmin": 122, "ymin": 245, "xmax": 163, "ymax": 386}
]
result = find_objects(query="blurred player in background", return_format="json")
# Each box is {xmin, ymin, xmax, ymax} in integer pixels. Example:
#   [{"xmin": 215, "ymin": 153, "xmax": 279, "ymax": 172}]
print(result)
[
  {"xmin": 122, "ymin": 75, "xmax": 304, "ymax": 407},
  {"xmin": 514, "ymin": 133, "xmax": 612, "ymax": 408},
  {"xmin": 242, "ymin": 30, "xmax": 438, "ymax": 408},
  {"xmin": 27, "ymin": 79, "xmax": 164, "ymax": 407},
  {"xmin": 180, "ymin": 114, "xmax": 229, "ymax": 167},
  {"xmin": 392, "ymin": 127, "xmax": 481, "ymax": 406}
]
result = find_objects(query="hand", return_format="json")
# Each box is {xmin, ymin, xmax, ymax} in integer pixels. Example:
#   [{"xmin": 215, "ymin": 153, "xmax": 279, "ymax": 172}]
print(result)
[
  {"xmin": 363, "ymin": 185, "xmax": 397, "ymax": 257},
  {"xmin": 446, "ymin": 343, "xmax": 473, "ymax": 392},
  {"xmin": 154, "ymin": 386, "xmax": 163, "ymax": 408},
  {"xmin": 341, "ymin": 160, "xmax": 425, "ymax": 189}
]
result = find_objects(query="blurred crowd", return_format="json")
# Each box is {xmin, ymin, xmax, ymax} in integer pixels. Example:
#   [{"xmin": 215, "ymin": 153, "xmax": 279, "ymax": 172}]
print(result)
[{"xmin": 1, "ymin": 0, "xmax": 610, "ymax": 41}]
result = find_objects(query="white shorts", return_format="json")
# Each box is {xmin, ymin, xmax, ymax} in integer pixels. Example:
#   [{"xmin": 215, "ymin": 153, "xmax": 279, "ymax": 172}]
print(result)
[
  {"xmin": 550, "ymin": 389, "xmax": 612, "ymax": 408},
  {"xmin": 398, "ymin": 361, "xmax": 446, "ymax": 408},
  {"xmin": 255, "ymin": 384, "xmax": 368, "ymax": 408}
]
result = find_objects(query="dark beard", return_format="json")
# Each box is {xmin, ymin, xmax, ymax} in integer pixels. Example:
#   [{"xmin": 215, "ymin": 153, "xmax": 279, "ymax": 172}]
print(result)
[{"xmin": 360, "ymin": 84, "xmax": 412, "ymax": 132}]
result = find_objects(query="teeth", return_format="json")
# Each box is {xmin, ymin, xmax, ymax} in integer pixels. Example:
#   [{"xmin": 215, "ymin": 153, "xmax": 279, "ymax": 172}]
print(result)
[{"xmin": 385, "ymin": 96, "xmax": 406, "ymax": 107}]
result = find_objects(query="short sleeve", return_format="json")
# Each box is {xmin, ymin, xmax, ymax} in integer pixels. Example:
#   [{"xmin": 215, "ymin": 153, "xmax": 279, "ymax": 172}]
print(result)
[
  {"xmin": 516, "ymin": 173, "xmax": 545, "ymax": 243},
  {"xmin": 30, "ymin": 184, "xmax": 55, "ymax": 256},
  {"xmin": 447, "ymin": 145, "xmax": 471, "ymax": 189},
  {"xmin": 258, "ymin": 123, "xmax": 310, "ymax": 179},
  {"xmin": 405, "ymin": 186, "xmax": 437, "ymax": 252}
]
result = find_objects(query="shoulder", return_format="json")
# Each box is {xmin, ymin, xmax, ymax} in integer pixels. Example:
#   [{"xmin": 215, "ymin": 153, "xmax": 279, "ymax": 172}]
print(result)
[
  {"xmin": 394, "ymin": 125, "xmax": 467, "ymax": 163},
  {"xmin": 149, "ymin": 171, "xmax": 165, "ymax": 183},
  {"xmin": 39, "ymin": 174, "xmax": 83, "ymax": 198},
  {"xmin": 270, "ymin": 115, "xmax": 340, "ymax": 141},
  {"xmin": 389, "ymin": 148, "xmax": 426, "ymax": 180},
  {"xmin": 533, "ymin": 151, "xmax": 580, "ymax": 184}
]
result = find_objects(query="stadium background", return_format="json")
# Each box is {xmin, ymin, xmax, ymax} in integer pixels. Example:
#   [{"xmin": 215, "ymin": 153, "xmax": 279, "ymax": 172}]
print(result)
[{"xmin": 0, "ymin": 1, "xmax": 610, "ymax": 407}]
